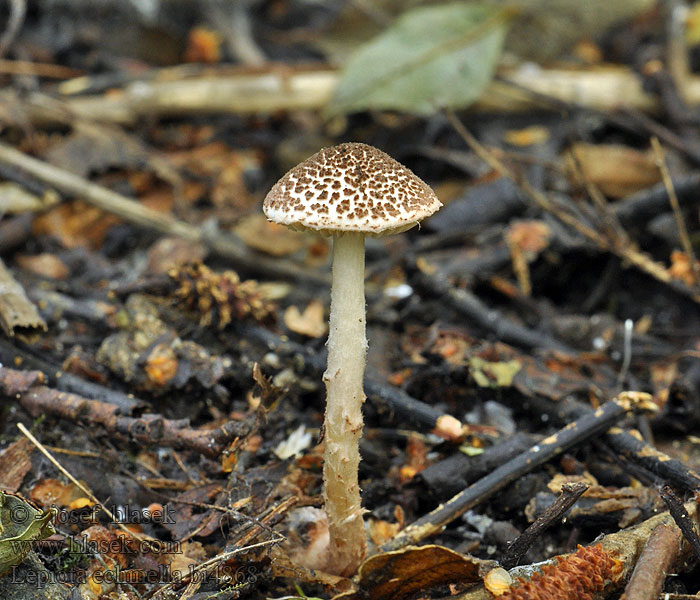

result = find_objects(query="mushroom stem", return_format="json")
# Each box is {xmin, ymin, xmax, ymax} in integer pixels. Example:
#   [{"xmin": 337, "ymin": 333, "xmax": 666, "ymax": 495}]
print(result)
[{"xmin": 323, "ymin": 231, "xmax": 368, "ymax": 575}]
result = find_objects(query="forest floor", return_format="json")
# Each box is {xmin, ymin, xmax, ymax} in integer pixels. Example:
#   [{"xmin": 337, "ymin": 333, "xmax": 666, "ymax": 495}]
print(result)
[{"xmin": 1, "ymin": 2, "xmax": 700, "ymax": 599}]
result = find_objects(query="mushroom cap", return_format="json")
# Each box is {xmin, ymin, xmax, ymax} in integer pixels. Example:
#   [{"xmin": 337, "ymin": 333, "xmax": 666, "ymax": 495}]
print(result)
[{"xmin": 263, "ymin": 143, "xmax": 442, "ymax": 236}]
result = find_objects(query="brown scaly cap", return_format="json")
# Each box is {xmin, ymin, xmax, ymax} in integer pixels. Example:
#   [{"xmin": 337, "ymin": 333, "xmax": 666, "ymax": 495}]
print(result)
[{"xmin": 263, "ymin": 143, "xmax": 442, "ymax": 236}]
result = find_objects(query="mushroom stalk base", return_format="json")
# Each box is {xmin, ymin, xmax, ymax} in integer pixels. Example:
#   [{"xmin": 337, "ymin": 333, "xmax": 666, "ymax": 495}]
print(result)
[{"xmin": 323, "ymin": 231, "xmax": 368, "ymax": 576}]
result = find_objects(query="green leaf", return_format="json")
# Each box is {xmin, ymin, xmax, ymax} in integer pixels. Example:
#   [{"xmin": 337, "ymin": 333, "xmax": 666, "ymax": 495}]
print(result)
[
  {"xmin": 0, "ymin": 491, "xmax": 56, "ymax": 577},
  {"xmin": 326, "ymin": 2, "xmax": 513, "ymax": 116}
]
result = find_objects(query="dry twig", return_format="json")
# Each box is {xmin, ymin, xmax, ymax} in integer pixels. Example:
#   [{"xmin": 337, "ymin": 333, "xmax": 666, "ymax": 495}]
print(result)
[
  {"xmin": 651, "ymin": 136, "xmax": 700, "ymax": 282},
  {"xmin": 619, "ymin": 523, "xmax": 682, "ymax": 600},
  {"xmin": 604, "ymin": 427, "xmax": 700, "ymax": 492},
  {"xmin": 659, "ymin": 485, "xmax": 700, "ymax": 561},
  {"xmin": 500, "ymin": 482, "xmax": 589, "ymax": 569}
]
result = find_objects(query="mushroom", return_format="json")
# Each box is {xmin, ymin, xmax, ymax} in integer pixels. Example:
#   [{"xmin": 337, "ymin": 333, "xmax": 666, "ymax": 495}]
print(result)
[{"xmin": 263, "ymin": 143, "xmax": 441, "ymax": 575}]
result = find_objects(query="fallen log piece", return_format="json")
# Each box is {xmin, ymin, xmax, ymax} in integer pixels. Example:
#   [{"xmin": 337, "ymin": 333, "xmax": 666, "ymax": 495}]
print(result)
[{"xmin": 0, "ymin": 366, "xmax": 248, "ymax": 458}]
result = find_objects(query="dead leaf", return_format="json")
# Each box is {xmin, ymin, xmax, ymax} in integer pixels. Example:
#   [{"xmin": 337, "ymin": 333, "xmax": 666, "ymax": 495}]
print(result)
[
  {"xmin": 62, "ymin": 347, "xmax": 109, "ymax": 383},
  {"xmin": 505, "ymin": 220, "xmax": 551, "ymax": 296},
  {"xmin": 164, "ymin": 483, "xmax": 223, "ymax": 540},
  {"xmin": 257, "ymin": 281, "xmax": 293, "ymax": 301},
  {"xmin": 649, "ymin": 359, "xmax": 677, "ymax": 404},
  {"xmin": 167, "ymin": 143, "xmax": 261, "ymax": 217},
  {"xmin": 235, "ymin": 214, "xmax": 306, "ymax": 257},
  {"xmin": 505, "ymin": 221, "xmax": 551, "ymax": 258},
  {"xmin": 333, "ymin": 545, "xmax": 496, "ymax": 600},
  {"xmin": 688, "ymin": 2, "xmax": 700, "ymax": 45},
  {"xmin": 669, "ymin": 250, "xmax": 700, "ymax": 286},
  {"xmin": 416, "ymin": 256, "xmax": 438, "ymax": 275},
  {"xmin": 284, "ymin": 300, "xmax": 327, "ymax": 338},
  {"xmin": 167, "ymin": 540, "xmax": 207, "ymax": 583},
  {"xmin": 147, "ymin": 237, "xmax": 208, "ymax": 274},
  {"xmin": 140, "ymin": 185, "xmax": 175, "ymax": 214},
  {"xmin": 211, "ymin": 159, "xmax": 256, "ymax": 211},
  {"xmin": 570, "ymin": 142, "xmax": 661, "ymax": 198},
  {"xmin": 432, "ymin": 330, "xmax": 472, "ymax": 364},
  {"xmin": 368, "ymin": 519, "xmax": 402, "ymax": 547},
  {"xmin": 0, "ymin": 439, "xmax": 33, "ymax": 491},
  {"xmin": 33, "ymin": 201, "xmax": 120, "ymax": 248},
  {"xmin": 398, "ymin": 434, "xmax": 429, "ymax": 483},
  {"xmin": 29, "ymin": 478, "xmax": 83, "ymax": 508},
  {"xmin": 529, "ymin": 482, "xmax": 660, "ymax": 529},
  {"xmin": 15, "ymin": 253, "xmax": 70, "ymax": 280},
  {"xmin": 547, "ymin": 472, "xmax": 598, "ymax": 493},
  {"xmin": 82, "ymin": 524, "xmax": 130, "ymax": 569}
]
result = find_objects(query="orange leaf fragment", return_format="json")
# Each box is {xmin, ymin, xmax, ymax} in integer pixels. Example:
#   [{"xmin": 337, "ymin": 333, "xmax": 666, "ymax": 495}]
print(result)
[
  {"xmin": 506, "ymin": 220, "xmax": 551, "ymax": 258},
  {"xmin": 30, "ymin": 478, "xmax": 83, "ymax": 508},
  {"xmin": 144, "ymin": 344, "xmax": 178, "ymax": 386},
  {"xmin": 368, "ymin": 518, "xmax": 401, "ymax": 546},
  {"xmin": 183, "ymin": 27, "xmax": 221, "ymax": 63},
  {"xmin": 87, "ymin": 573, "xmax": 102, "ymax": 595},
  {"xmin": 68, "ymin": 497, "xmax": 94, "ymax": 511},
  {"xmin": 503, "ymin": 126, "xmax": 550, "ymax": 147},
  {"xmin": 669, "ymin": 250, "xmax": 700, "ymax": 286}
]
